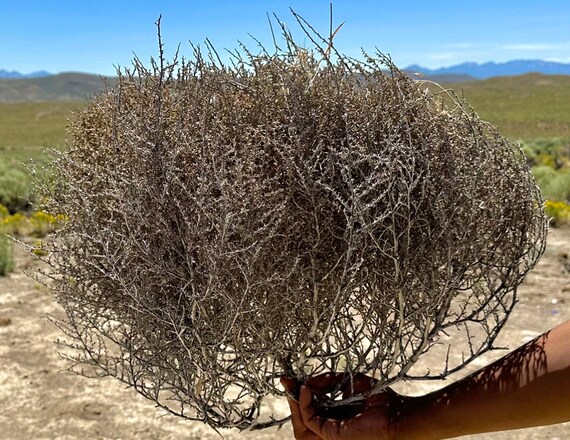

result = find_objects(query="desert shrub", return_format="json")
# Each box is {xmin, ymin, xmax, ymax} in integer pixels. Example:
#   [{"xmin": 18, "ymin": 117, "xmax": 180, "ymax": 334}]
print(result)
[
  {"xmin": 536, "ymin": 152, "xmax": 557, "ymax": 168},
  {"xmin": 29, "ymin": 210, "xmax": 66, "ymax": 237},
  {"xmin": 544, "ymin": 200, "xmax": 570, "ymax": 226},
  {"xmin": 0, "ymin": 162, "xmax": 33, "ymax": 213},
  {"xmin": 521, "ymin": 138, "xmax": 570, "ymax": 168},
  {"xmin": 528, "ymin": 139, "xmax": 570, "ymax": 204},
  {"xmin": 36, "ymin": 19, "xmax": 547, "ymax": 430},
  {"xmin": 0, "ymin": 230, "xmax": 13, "ymax": 276},
  {"xmin": 521, "ymin": 137, "xmax": 570, "ymax": 156},
  {"xmin": 0, "ymin": 208, "xmax": 65, "ymax": 237},
  {"xmin": 0, "ymin": 204, "xmax": 9, "ymax": 219},
  {"xmin": 532, "ymin": 164, "xmax": 558, "ymax": 184},
  {"xmin": 1, "ymin": 212, "xmax": 30, "ymax": 236},
  {"xmin": 537, "ymin": 169, "xmax": 570, "ymax": 202}
]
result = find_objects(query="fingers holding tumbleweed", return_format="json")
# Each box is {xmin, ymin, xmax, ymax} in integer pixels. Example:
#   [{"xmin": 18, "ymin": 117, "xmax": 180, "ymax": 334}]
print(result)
[
  {"xmin": 341, "ymin": 374, "xmax": 378, "ymax": 399},
  {"xmin": 281, "ymin": 378, "xmax": 322, "ymax": 440},
  {"xmin": 304, "ymin": 372, "xmax": 376, "ymax": 397},
  {"xmin": 298, "ymin": 384, "xmax": 329, "ymax": 438},
  {"xmin": 297, "ymin": 382, "xmax": 397, "ymax": 440}
]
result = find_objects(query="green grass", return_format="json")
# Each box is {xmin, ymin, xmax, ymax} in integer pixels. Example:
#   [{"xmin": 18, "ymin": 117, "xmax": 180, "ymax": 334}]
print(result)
[
  {"xmin": 0, "ymin": 101, "xmax": 82, "ymax": 148},
  {"xmin": 0, "ymin": 72, "xmax": 115, "ymax": 103},
  {"xmin": 0, "ymin": 101, "xmax": 82, "ymax": 177},
  {"xmin": 0, "ymin": 75, "xmax": 568, "ymax": 145},
  {"xmin": 0, "ymin": 101, "xmax": 82, "ymax": 212},
  {"xmin": 0, "ymin": 73, "xmax": 569, "ymax": 213},
  {"xmin": 445, "ymin": 74, "xmax": 570, "ymax": 140}
]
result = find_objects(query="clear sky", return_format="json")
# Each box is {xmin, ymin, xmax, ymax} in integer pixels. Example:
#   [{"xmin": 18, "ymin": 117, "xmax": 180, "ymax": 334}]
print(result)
[{"xmin": 2, "ymin": 1, "xmax": 570, "ymax": 76}]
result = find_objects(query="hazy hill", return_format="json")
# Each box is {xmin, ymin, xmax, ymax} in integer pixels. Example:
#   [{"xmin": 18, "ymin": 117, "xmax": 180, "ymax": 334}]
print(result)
[
  {"xmin": 407, "ymin": 72, "xmax": 475, "ymax": 83},
  {"xmin": 0, "ymin": 72, "xmax": 569, "ymax": 140},
  {"xmin": 407, "ymin": 59, "xmax": 570, "ymax": 79},
  {"xmin": 0, "ymin": 72, "xmax": 117, "ymax": 102}
]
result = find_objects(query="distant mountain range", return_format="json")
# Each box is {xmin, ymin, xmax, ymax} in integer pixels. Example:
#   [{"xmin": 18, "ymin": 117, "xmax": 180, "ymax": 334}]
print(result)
[
  {"xmin": 405, "ymin": 59, "xmax": 570, "ymax": 80},
  {"xmin": 4, "ymin": 59, "xmax": 570, "ymax": 82},
  {"xmin": 0, "ymin": 69, "xmax": 52, "ymax": 79},
  {"xmin": 1, "ymin": 59, "xmax": 570, "ymax": 102}
]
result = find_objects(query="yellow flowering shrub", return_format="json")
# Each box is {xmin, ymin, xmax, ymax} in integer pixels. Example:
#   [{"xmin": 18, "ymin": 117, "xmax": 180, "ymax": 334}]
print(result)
[
  {"xmin": 0, "ymin": 204, "xmax": 9, "ymax": 219},
  {"xmin": 545, "ymin": 200, "xmax": 570, "ymax": 227},
  {"xmin": 1, "ymin": 212, "xmax": 30, "ymax": 235},
  {"xmin": 0, "ymin": 209, "xmax": 67, "ymax": 237},
  {"xmin": 29, "ymin": 211, "xmax": 67, "ymax": 237},
  {"xmin": 0, "ymin": 206, "xmax": 67, "ymax": 274}
]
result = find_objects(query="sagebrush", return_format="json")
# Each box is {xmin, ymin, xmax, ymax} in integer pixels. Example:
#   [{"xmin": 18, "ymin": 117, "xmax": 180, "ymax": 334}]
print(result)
[
  {"xmin": 36, "ymin": 17, "xmax": 547, "ymax": 430},
  {"xmin": 0, "ymin": 232, "xmax": 13, "ymax": 276}
]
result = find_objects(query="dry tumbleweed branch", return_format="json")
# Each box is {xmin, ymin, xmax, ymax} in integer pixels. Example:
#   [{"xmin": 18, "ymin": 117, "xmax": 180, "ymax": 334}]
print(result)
[{"xmin": 35, "ymin": 16, "xmax": 547, "ymax": 431}]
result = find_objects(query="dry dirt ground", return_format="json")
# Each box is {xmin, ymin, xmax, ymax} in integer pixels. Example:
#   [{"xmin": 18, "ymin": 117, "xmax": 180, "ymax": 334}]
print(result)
[{"xmin": 1, "ymin": 228, "xmax": 570, "ymax": 440}]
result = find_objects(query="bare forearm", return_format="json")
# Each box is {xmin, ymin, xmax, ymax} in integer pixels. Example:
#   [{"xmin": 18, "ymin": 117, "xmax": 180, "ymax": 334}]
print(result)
[{"xmin": 398, "ymin": 320, "xmax": 570, "ymax": 439}]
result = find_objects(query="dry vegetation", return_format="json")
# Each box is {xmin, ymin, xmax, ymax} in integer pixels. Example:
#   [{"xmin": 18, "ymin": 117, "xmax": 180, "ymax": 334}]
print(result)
[
  {"xmin": 32, "ymin": 17, "xmax": 547, "ymax": 431},
  {"xmin": 2, "ymin": 227, "xmax": 569, "ymax": 439}
]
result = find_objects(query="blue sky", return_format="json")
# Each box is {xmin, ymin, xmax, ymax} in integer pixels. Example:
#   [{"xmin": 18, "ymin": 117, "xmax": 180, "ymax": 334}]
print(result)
[{"xmin": 2, "ymin": 1, "xmax": 570, "ymax": 75}]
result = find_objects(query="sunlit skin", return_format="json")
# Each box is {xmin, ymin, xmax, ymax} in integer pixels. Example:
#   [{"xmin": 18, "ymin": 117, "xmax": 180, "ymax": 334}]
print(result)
[{"xmin": 282, "ymin": 319, "xmax": 570, "ymax": 440}]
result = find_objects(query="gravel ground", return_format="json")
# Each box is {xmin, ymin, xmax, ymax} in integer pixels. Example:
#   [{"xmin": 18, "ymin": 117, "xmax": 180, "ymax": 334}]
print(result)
[{"xmin": 1, "ymin": 228, "xmax": 569, "ymax": 439}]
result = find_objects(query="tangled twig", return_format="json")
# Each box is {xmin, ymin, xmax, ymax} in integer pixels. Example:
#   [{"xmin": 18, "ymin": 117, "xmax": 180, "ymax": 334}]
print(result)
[{"xmin": 34, "ymin": 16, "xmax": 547, "ymax": 431}]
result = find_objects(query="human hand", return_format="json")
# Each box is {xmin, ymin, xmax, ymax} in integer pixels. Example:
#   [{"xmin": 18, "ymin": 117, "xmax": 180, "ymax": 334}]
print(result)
[{"xmin": 281, "ymin": 373, "xmax": 403, "ymax": 440}]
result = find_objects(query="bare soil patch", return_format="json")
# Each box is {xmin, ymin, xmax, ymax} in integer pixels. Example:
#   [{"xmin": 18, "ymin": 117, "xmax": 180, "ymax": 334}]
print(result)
[{"xmin": 1, "ymin": 229, "xmax": 569, "ymax": 439}]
